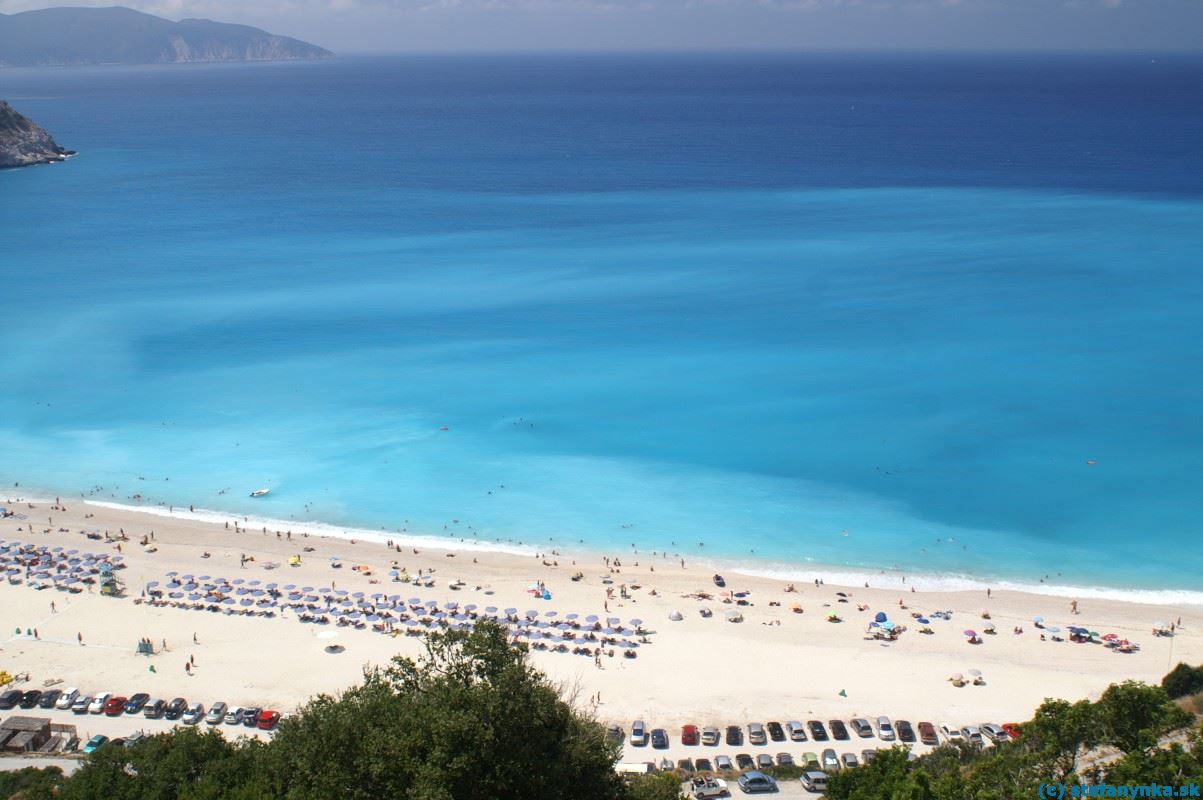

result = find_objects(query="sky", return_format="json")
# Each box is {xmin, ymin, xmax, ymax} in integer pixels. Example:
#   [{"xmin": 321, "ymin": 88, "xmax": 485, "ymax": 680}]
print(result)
[{"xmin": 2, "ymin": 0, "xmax": 1202, "ymax": 53}]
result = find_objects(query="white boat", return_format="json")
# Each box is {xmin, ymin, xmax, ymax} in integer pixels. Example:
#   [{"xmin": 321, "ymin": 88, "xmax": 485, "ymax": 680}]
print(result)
[{"xmin": 249, "ymin": 488, "xmax": 270, "ymax": 498}]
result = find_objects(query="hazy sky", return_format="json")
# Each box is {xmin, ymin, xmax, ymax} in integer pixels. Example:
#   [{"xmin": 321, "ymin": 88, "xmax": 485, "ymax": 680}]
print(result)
[{"xmin": 4, "ymin": 0, "xmax": 1202, "ymax": 53}]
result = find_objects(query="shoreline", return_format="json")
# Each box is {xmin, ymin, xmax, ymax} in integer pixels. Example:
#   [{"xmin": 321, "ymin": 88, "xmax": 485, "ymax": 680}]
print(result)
[{"xmin": 7, "ymin": 489, "xmax": 1199, "ymax": 608}]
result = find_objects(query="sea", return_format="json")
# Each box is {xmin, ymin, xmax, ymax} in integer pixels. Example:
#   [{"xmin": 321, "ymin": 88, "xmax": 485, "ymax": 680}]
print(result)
[{"xmin": 2, "ymin": 53, "xmax": 1202, "ymax": 603}]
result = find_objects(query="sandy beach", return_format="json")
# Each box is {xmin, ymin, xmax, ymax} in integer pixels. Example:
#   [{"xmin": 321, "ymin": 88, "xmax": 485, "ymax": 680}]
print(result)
[{"xmin": 2, "ymin": 493, "xmax": 1200, "ymax": 766}]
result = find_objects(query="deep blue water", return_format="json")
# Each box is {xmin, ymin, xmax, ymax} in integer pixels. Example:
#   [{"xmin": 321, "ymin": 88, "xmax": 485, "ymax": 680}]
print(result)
[{"xmin": 2, "ymin": 53, "xmax": 1202, "ymax": 596}]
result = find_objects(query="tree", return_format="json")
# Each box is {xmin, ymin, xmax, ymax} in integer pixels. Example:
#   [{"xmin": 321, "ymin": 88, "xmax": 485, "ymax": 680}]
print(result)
[
  {"xmin": 1162, "ymin": 663, "xmax": 1203, "ymax": 700},
  {"xmin": 0, "ymin": 765, "xmax": 64, "ymax": 800},
  {"xmin": 1094, "ymin": 681, "xmax": 1192, "ymax": 754},
  {"xmin": 625, "ymin": 772, "xmax": 683, "ymax": 800},
  {"xmin": 253, "ymin": 620, "xmax": 623, "ymax": 800}
]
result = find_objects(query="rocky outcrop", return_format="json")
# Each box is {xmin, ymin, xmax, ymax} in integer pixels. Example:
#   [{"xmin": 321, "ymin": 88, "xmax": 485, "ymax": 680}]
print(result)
[
  {"xmin": 0, "ymin": 7, "xmax": 333, "ymax": 67},
  {"xmin": 0, "ymin": 101, "xmax": 73, "ymax": 169}
]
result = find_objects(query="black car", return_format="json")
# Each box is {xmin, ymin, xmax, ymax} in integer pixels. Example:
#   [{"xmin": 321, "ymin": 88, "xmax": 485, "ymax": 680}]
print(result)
[
  {"xmin": 144, "ymin": 699, "xmax": 166, "ymax": 719},
  {"xmin": 164, "ymin": 697, "xmax": 188, "ymax": 720},
  {"xmin": 735, "ymin": 753, "xmax": 755, "ymax": 771},
  {"xmin": 242, "ymin": 707, "xmax": 263, "ymax": 727},
  {"xmin": 829, "ymin": 719, "xmax": 850, "ymax": 740},
  {"xmin": 125, "ymin": 693, "xmax": 150, "ymax": 714},
  {"xmin": 650, "ymin": 729, "xmax": 669, "ymax": 749},
  {"xmin": 695, "ymin": 758, "xmax": 713, "ymax": 773},
  {"xmin": 897, "ymin": 720, "xmax": 916, "ymax": 743},
  {"xmin": 0, "ymin": 690, "xmax": 20, "ymax": 710},
  {"xmin": 725, "ymin": 725, "xmax": 743, "ymax": 746},
  {"xmin": 19, "ymin": 690, "xmax": 42, "ymax": 709},
  {"xmin": 808, "ymin": 720, "xmax": 829, "ymax": 741},
  {"xmin": 38, "ymin": 690, "xmax": 62, "ymax": 709},
  {"xmin": 766, "ymin": 721, "xmax": 785, "ymax": 742}
]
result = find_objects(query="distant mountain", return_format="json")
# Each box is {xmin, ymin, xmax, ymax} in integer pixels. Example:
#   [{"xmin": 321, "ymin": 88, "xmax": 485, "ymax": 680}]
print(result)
[
  {"xmin": 0, "ymin": 100, "xmax": 73, "ymax": 168},
  {"xmin": 0, "ymin": 6, "xmax": 333, "ymax": 67}
]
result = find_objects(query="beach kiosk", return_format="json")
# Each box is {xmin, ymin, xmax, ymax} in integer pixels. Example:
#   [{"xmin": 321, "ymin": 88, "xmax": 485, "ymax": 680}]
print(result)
[{"xmin": 98, "ymin": 563, "xmax": 123, "ymax": 597}]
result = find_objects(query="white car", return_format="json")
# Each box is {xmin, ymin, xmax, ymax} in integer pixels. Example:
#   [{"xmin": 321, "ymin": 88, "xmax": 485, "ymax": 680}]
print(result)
[
  {"xmin": 876, "ymin": 716, "xmax": 895, "ymax": 741},
  {"xmin": 630, "ymin": 720, "xmax": 648, "ymax": 747},
  {"xmin": 56, "ymin": 688, "xmax": 79, "ymax": 710},
  {"xmin": 961, "ymin": 725, "xmax": 985, "ymax": 746},
  {"xmin": 800, "ymin": 771, "xmax": 829, "ymax": 793},
  {"xmin": 72, "ymin": 694, "xmax": 92, "ymax": 714},
  {"xmin": 89, "ymin": 693, "xmax": 111, "ymax": 714},
  {"xmin": 940, "ymin": 724, "xmax": 964, "ymax": 743},
  {"xmin": 182, "ymin": 702, "xmax": 205, "ymax": 725},
  {"xmin": 787, "ymin": 720, "xmax": 808, "ymax": 742},
  {"xmin": 747, "ymin": 722, "xmax": 767, "ymax": 745},
  {"xmin": 981, "ymin": 723, "xmax": 1007, "ymax": 742},
  {"xmin": 689, "ymin": 777, "xmax": 729, "ymax": 799},
  {"xmin": 701, "ymin": 726, "xmax": 720, "ymax": 746},
  {"xmin": 225, "ymin": 706, "xmax": 246, "ymax": 725}
]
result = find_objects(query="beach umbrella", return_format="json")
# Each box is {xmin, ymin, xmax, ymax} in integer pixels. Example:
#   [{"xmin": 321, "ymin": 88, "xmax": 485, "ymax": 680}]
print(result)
[
  {"xmin": 266, "ymin": 583, "xmax": 278, "ymax": 589},
  {"xmin": 874, "ymin": 611, "xmax": 888, "ymax": 623},
  {"xmin": 544, "ymin": 610, "xmax": 558, "ymax": 617},
  {"xmin": 240, "ymin": 599, "xmax": 254, "ymax": 606},
  {"xmin": 301, "ymin": 586, "xmax": 314, "ymax": 592},
  {"xmin": 147, "ymin": 581, "xmax": 159, "ymax": 588},
  {"xmin": 407, "ymin": 597, "xmax": 422, "ymax": 605},
  {"xmin": 1033, "ymin": 616, "xmax": 1043, "ymax": 623},
  {"xmin": 198, "ymin": 575, "xmax": 211, "ymax": 581},
  {"xmin": 607, "ymin": 617, "xmax": 620, "ymax": 625},
  {"xmin": 629, "ymin": 618, "xmax": 643, "ymax": 626},
  {"xmin": 968, "ymin": 669, "xmax": 982, "ymax": 677},
  {"xmin": 464, "ymin": 604, "xmax": 477, "ymax": 611},
  {"xmin": 336, "ymin": 589, "xmax": 349, "ymax": 596},
  {"xmin": 167, "ymin": 581, "xmax": 181, "ymax": 589},
  {"xmin": 288, "ymin": 593, "xmax": 302, "ymax": 601},
  {"xmin": 505, "ymin": 607, "xmax": 518, "ymax": 615},
  {"xmin": 367, "ymin": 614, "xmax": 380, "ymax": 622},
  {"xmin": 916, "ymin": 617, "xmax": 930, "ymax": 624},
  {"xmin": 169, "ymin": 592, "xmax": 184, "ymax": 599},
  {"xmin": 284, "ymin": 584, "xmax": 296, "ymax": 590},
  {"xmin": 1089, "ymin": 631, "xmax": 1100, "ymax": 638},
  {"xmin": 949, "ymin": 673, "xmax": 963, "ymax": 682},
  {"xmin": 353, "ymin": 592, "xmax": 365, "ymax": 598},
  {"xmin": 1045, "ymin": 626, "xmax": 1061, "ymax": 633},
  {"xmin": 963, "ymin": 630, "xmax": 976, "ymax": 637},
  {"xmin": 187, "ymin": 593, "xmax": 202, "ymax": 601},
  {"xmin": 320, "ymin": 587, "xmax": 333, "ymax": 594},
  {"xmin": 444, "ymin": 602, "xmax": 458, "ymax": 610},
  {"xmin": 232, "ymin": 578, "xmax": 245, "ymax": 585},
  {"xmin": 485, "ymin": 606, "xmax": 498, "ymax": 613},
  {"xmin": 526, "ymin": 610, "xmax": 539, "ymax": 618},
  {"xmin": 251, "ymin": 590, "xmax": 265, "ymax": 597},
  {"xmin": 222, "ymin": 598, "xmax": 235, "ymax": 605},
  {"xmin": 882, "ymin": 621, "xmax": 896, "ymax": 631},
  {"xmin": 425, "ymin": 599, "xmax": 438, "ymax": 608}
]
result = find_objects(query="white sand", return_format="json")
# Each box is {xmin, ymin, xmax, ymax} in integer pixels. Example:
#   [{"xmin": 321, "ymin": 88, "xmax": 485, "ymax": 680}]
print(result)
[{"xmin": 2, "ymin": 495, "xmax": 1199, "ymax": 766}]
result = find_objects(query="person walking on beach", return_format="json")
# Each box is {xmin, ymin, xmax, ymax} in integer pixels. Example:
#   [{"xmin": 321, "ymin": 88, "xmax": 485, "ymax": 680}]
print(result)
[
  {"xmin": 50, "ymin": 601, "xmax": 55, "ymax": 613},
  {"xmin": 77, "ymin": 632, "xmax": 83, "ymax": 645}
]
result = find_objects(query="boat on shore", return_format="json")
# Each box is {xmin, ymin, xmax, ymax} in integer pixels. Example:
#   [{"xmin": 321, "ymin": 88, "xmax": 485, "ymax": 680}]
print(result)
[{"xmin": 713, "ymin": 574, "xmax": 725, "ymax": 588}]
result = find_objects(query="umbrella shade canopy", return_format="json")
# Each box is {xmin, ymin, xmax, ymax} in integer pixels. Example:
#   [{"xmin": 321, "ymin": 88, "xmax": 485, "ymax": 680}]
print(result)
[
  {"xmin": 1045, "ymin": 626, "xmax": 1061, "ymax": 633},
  {"xmin": 950, "ymin": 673, "xmax": 963, "ymax": 681},
  {"xmin": 874, "ymin": 612, "xmax": 888, "ymax": 623},
  {"xmin": 963, "ymin": 630, "xmax": 976, "ymax": 637},
  {"xmin": 916, "ymin": 617, "xmax": 930, "ymax": 624},
  {"xmin": 968, "ymin": 669, "xmax": 982, "ymax": 676}
]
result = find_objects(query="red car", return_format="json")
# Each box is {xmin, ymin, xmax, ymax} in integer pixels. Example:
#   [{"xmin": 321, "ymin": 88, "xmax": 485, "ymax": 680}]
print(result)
[
  {"xmin": 1002, "ymin": 723, "xmax": 1022, "ymax": 740},
  {"xmin": 256, "ymin": 710, "xmax": 281, "ymax": 730},
  {"xmin": 681, "ymin": 724, "xmax": 699, "ymax": 746},
  {"xmin": 104, "ymin": 696, "xmax": 128, "ymax": 717}
]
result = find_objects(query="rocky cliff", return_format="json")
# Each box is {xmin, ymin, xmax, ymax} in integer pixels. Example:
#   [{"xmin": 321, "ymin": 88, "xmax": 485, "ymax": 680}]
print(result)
[
  {"xmin": 0, "ymin": 7, "xmax": 333, "ymax": 67},
  {"xmin": 0, "ymin": 101, "xmax": 73, "ymax": 169}
]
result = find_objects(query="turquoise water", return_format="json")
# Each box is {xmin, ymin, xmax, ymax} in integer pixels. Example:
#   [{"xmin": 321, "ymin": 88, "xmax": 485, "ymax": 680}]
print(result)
[{"xmin": 2, "ymin": 54, "xmax": 1202, "ymax": 596}]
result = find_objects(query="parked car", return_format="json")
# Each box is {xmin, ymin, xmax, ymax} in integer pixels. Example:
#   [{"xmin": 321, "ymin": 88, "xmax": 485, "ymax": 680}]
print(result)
[
  {"xmin": 735, "ymin": 753, "xmax": 754, "ymax": 770},
  {"xmin": 736, "ymin": 771, "xmax": 777, "ymax": 794},
  {"xmin": 125, "ymin": 693, "xmax": 150, "ymax": 714},
  {"xmin": 606, "ymin": 724, "xmax": 624, "ymax": 744},
  {"xmin": 876, "ymin": 716, "xmax": 896, "ymax": 741},
  {"xmin": 256, "ymin": 710, "xmax": 281, "ymax": 730},
  {"xmin": 181, "ymin": 702, "xmax": 205, "ymax": 725},
  {"xmin": 695, "ymin": 757, "xmax": 714, "ymax": 773},
  {"xmin": 56, "ymin": 688, "xmax": 79, "ymax": 710},
  {"xmin": 630, "ymin": 720, "xmax": 648, "ymax": 746},
  {"xmin": 940, "ymin": 724, "xmax": 964, "ymax": 743},
  {"xmin": 786, "ymin": 720, "xmax": 808, "ymax": 741},
  {"xmin": 690, "ymin": 777, "xmax": 728, "ymax": 799},
  {"xmin": 776, "ymin": 752, "xmax": 794, "ymax": 767},
  {"xmin": 19, "ymin": 690, "xmax": 42, "ymax": 709},
  {"xmin": 104, "ymin": 696, "xmax": 128, "ymax": 716},
  {"xmin": 0, "ymin": 690, "xmax": 21, "ymax": 710},
  {"xmin": 800, "ymin": 770, "xmax": 828, "ymax": 793},
  {"xmin": 715, "ymin": 755, "xmax": 734, "ymax": 772},
  {"xmin": 72, "ymin": 695, "xmax": 92, "ymax": 714},
  {"xmin": 850, "ymin": 718, "xmax": 874, "ymax": 738},
  {"xmin": 981, "ymin": 723, "xmax": 1007, "ymax": 742},
  {"xmin": 807, "ymin": 720, "xmax": 829, "ymax": 741},
  {"xmin": 747, "ymin": 722, "xmax": 767, "ymax": 745},
  {"xmin": 829, "ymin": 719, "xmax": 850, "ymax": 740},
  {"xmin": 677, "ymin": 758, "xmax": 695, "ymax": 774},
  {"xmin": 701, "ymin": 726, "xmax": 720, "ymax": 746},
  {"xmin": 766, "ymin": 721, "xmax": 785, "ymax": 742},
  {"xmin": 801, "ymin": 752, "xmax": 820, "ymax": 769},
  {"xmin": 144, "ymin": 699, "xmax": 166, "ymax": 719},
  {"xmin": 242, "ymin": 707, "xmax": 263, "ymax": 728},
  {"xmin": 961, "ymin": 725, "xmax": 985, "ymax": 746},
  {"xmin": 204, "ymin": 702, "xmax": 227, "ymax": 725},
  {"xmin": 650, "ymin": 728, "xmax": 669, "ymax": 749},
  {"xmin": 918, "ymin": 721, "xmax": 939, "ymax": 745},
  {"xmin": 1002, "ymin": 723, "xmax": 1022, "ymax": 740},
  {"xmin": 821, "ymin": 749, "xmax": 839, "ymax": 770},
  {"xmin": 165, "ymin": 697, "xmax": 188, "ymax": 720},
  {"xmin": 225, "ymin": 706, "xmax": 245, "ymax": 725},
  {"xmin": 755, "ymin": 753, "xmax": 773, "ymax": 769},
  {"xmin": 897, "ymin": 720, "xmax": 916, "ymax": 743},
  {"xmin": 38, "ymin": 690, "xmax": 62, "ymax": 709},
  {"xmin": 88, "ymin": 693, "xmax": 111, "ymax": 714},
  {"xmin": 841, "ymin": 752, "xmax": 860, "ymax": 769},
  {"xmin": 124, "ymin": 731, "xmax": 147, "ymax": 748},
  {"xmin": 726, "ymin": 725, "xmax": 743, "ymax": 746},
  {"xmin": 682, "ymin": 724, "xmax": 700, "ymax": 745},
  {"xmin": 82, "ymin": 735, "xmax": 109, "ymax": 754},
  {"xmin": 862, "ymin": 749, "xmax": 878, "ymax": 763}
]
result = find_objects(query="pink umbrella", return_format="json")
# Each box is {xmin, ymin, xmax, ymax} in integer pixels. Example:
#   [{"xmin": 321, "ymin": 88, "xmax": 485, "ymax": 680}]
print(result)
[{"xmin": 963, "ymin": 630, "xmax": 977, "ymax": 637}]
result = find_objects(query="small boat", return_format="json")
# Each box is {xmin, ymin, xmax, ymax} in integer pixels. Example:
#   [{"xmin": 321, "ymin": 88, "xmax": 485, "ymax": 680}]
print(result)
[
  {"xmin": 712, "ymin": 574, "xmax": 725, "ymax": 588},
  {"xmin": 249, "ymin": 488, "xmax": 270, "ymax": 498}
]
